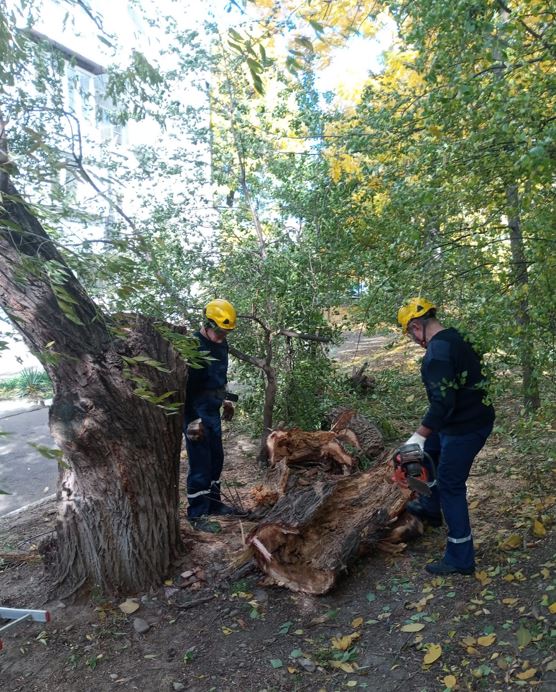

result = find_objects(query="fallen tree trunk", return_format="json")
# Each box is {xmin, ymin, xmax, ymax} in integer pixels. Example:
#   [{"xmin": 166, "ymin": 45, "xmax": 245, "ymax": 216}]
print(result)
[{"xmin": 248, "ymin": 450, "xmax": 421, "ymax": 594}]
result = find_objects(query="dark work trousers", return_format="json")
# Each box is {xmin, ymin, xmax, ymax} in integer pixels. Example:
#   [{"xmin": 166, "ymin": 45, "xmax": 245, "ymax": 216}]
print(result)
[
  {"xmin": 420, "ymin": 424, "xmax": 493, "ymax": 569},
  {"xmin": 183, "ymin": 398, "xmax": 224, "ymax": 518}
]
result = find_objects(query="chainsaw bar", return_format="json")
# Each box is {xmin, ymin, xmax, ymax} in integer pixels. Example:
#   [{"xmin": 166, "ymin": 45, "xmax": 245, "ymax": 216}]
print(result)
[{"xmin": 407, "ymin": 476, "xmax": 432, "ymax": 497}]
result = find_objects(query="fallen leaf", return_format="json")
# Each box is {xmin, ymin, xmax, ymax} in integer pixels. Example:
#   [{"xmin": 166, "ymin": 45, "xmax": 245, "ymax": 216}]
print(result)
[
  {"xmin": 533, "ymin": 520, "xmax": 546, "ymax": 537},
  {"xmin": 406, "ymin": 594, "xmax": 433, "ymax": 611},
  {"xmin": 469, "ymin": 500, "xmax": 479, "ymax": 509},
  {"xmin": 329, "ymin": 660, "xmax": 355, "ymax": 673},
  {"xmin": 500, "ymin": 534, "xmax": 522, "ymax": 550},
  {"xmin": 270, "ymin": 658, "xmax": 283, "ymax": 669},
  {"xmin": 502, "ymin": 598, "xmax": 518, "ymax": 606},
  {"xmin": 423, "ymin": 643, "xmax": 442, "ymax": 665},
  {"xmin": 118, "ymin": 599, "xmax": 140, "ymax": 615},
  {"xmin": 221, "ymin": 626, "xmax": 233, "ymax": 635},
  {"xmin": 546, "ymin": 660, "xmax": 556, "ymax": 672},
  {"xmin": 548, "ymin": 603, "xmax": 556, "ymax": 615},
  {"xmin": 516, "ymin": 668, "xmax": 537, "ymax": 680},
  {"xmin": 462, "ymin": 636, "xmax": 476, "ymax": 646},
  {"xmin": 401, "ymin": 623, "xmax": 425, "ymax": 632},
  {"xmin": 287, "ymin": 667, "xmax": 297, "ymax": 674},
  {"xmin": 517, "ymin": 625, "xmax": 532, "ymax": 649},
  {"xmin": 477, "ymin": 634, "xmax": 496, "ymax": 647},
  {"xmin": 164, "ymin": 579, "xmax": 173, "ymax": 586},
  {"xmin": 346, "ymin": 681, "xmax": 358, "ymax": 688},
  {"xmin": 351, "ymin": 617, "xmax": 364, "ymax": 628},
  {"xmin": 443, "ymin": 674, "xmax": 457, "ymax": 689},
  {"xmin": 331, "ymin": 632, "xmax": 360, "ymax": 651},
  {"xmin": 475, "ymin": 571, "xmax": 491, "ymax": 586}
]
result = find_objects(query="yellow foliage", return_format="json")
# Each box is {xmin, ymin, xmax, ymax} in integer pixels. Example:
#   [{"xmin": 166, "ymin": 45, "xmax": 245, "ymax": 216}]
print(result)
[
  {"xmin": 477, "ymin": 634, "xmax": 496, "ymax": 647},
  {"xmin": 327, "ymin": 152, "xmax": 361, "ymax": 182},
  {"xmin": 331, "ymin": 631, "xmax": 360, "ymax": 650},
  {"xmin": 532, "ymin": 519, "xmax": 546, "ymax": 537},
  {"xmin": 516, "ymin": 668, "xmax": 537, "ymax": 681},
  {"xmin": 423, "ymin": 643, "xmax": 442, "ymax": 665}
]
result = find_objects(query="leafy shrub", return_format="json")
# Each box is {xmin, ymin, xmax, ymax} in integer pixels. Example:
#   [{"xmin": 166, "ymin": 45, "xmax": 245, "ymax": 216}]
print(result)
[{"xmin": 0, "ymin": 368, "xmax": 52, "ymax": 401}]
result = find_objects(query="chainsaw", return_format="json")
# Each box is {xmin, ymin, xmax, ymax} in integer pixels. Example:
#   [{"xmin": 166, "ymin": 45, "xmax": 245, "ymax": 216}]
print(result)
[{"xmin": 392, "ymin": 443, "xmax": 435, "ymax": 496}]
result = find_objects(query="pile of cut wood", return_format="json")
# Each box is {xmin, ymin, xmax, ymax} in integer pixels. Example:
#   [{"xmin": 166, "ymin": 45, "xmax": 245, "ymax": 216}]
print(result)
[{"xmin": 246, "ymin": 408, "xmax": 422, "ymax": 594}]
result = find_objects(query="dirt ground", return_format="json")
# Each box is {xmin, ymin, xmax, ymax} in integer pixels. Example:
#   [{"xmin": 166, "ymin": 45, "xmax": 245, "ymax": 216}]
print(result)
[{"xmin": 1, "ymin": 333, "xmax": 555, "ymax": 691}]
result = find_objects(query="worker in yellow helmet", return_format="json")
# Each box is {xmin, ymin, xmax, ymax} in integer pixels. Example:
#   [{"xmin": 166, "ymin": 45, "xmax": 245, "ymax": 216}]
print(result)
[
  {"xmin": 397, "ymin": 298, "xmax": 495, "ymax": 576},
  {"xmin": 183, "ymin": 299, "xmax": 240, "ymax": 532}
]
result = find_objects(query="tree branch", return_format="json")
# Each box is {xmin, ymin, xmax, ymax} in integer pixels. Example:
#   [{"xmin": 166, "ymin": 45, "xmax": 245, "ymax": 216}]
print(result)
[
  {"xmin": 228, "ymin": 344, "xmax": 266, "ymax": 370},
  {"xmin": 495, "ymin": 0, "xmax": 556, "ymax": 58},
  {"xmin": 277, "ymin": 329, "xmax": 330, "ymax": 343}
]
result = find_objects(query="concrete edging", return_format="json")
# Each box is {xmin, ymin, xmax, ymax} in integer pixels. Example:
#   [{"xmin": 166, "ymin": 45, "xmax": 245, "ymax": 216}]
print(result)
[{"xmin": 0, "ymin": 493, "xmax": 56, "ymax": 520}]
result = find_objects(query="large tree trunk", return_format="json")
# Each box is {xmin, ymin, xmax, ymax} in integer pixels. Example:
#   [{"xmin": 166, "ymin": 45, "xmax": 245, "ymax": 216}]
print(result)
[{"xmin": 0, "ymin": 179, "xmax": 187, "ymax": 597}]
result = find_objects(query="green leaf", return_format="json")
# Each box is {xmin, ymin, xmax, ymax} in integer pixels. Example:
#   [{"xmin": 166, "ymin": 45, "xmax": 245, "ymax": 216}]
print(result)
[
  {"xmin": 247, "ymin": 57, "xmax": 263, "ymax": 74},
  {"xmin": 28, "ymin": 443, "xmax": 63, "ymax": 461},
  {"xmin": 517, "ymin": 625, "xmax": 532, "ymax": 649},
  {"xmin": 228, "ymin": 28, "xmax": 244, "ymax": 43},
  {"xmin": 270, "ymin": 658, "xmax": 283, "ymax": 669},
  {"xmin": 295, "ymin": 36, "xmax": 314, "ymax": 52},
  {"xmin": 308, "ymin": 19, "xmax": 325, "ymax": 35}
]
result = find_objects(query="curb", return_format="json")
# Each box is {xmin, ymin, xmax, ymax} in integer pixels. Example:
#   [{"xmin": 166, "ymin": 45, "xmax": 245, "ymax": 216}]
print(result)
[
  {"xmin": 0, "ymin": 493, "xmax": 56, "ymax": 520},
  {"xmin": 0, "ymin": 405, "xmax": 44, "ymax": 421}
]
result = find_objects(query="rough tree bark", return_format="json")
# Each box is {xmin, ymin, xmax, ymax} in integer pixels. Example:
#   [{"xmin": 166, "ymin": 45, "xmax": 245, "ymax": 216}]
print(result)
[{"xmin": 0, "ymin": 178, "xmax": 187, "ymax": 597}]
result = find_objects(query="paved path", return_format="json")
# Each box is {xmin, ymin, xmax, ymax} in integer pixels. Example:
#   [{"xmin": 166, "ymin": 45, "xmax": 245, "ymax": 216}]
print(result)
[
  {"xmin": 0, "ymin": 403, "xmax": 58, "ymax": 517},
  {"xmin": 329, "ymin": 331, "xmax": 393, "ymax": 361}
]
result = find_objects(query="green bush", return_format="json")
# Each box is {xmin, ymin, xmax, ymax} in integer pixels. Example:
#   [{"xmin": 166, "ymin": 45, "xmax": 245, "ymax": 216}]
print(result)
[{"xmin": 0, "ymin": 368, "xmax": 52, "ymax": 401}]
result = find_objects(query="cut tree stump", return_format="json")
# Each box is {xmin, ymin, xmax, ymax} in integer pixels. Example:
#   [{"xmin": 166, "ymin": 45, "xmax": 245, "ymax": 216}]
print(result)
[{"xmin": 251, "ymin": 408, "xmax": 385, "ymax": 510}]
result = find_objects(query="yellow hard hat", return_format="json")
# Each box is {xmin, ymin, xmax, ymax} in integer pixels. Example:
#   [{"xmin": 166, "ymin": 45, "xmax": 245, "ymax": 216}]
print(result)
[
  {"xmin": 205, "ymin": 299, "xmax": 237, "ymax": 331},
  {"xmin": 397, "ymin": 297, "xmax": 436, "ymax": 333}
]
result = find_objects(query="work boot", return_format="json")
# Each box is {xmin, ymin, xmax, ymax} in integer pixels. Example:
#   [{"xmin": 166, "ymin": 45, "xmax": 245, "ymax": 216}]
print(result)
[
  {"xmin": 189, "ymin": 517, "xmax": 221, "ymax": 533},
  {"xmin": 425, "ymin": 559, "xmax": 475, "ymax": 576},
  {"xmin": 406, "ymin": 500, "xmax": 443, "ymax": 527},
  {"xmin": 209, "ymin": 503, "xmax": 238, "ymax": 517}
]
